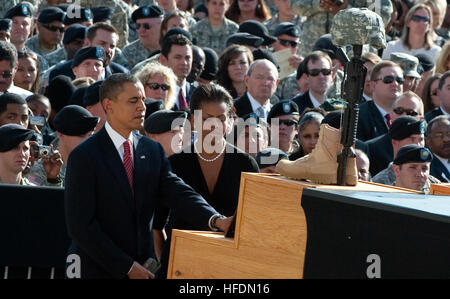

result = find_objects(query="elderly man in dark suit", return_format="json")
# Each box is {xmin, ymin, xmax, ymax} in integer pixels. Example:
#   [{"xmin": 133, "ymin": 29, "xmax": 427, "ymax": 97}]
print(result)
[
  {"xmin": 426, "ymin": 115, "xmax": 450, "ymax": 183},
  {"xmin": 64, "ymin": 74, "xmax": 231, "ymax": 279}
]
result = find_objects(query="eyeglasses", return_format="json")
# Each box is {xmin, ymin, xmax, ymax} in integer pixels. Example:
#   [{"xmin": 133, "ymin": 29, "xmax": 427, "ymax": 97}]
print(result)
[
  {"xmin": 276, "ymin": 119, "xmax": 298, "ymax": 126},
  {"xmin": 432, "ymin": 131, "xmax": 450, "ymax": 139},
  {"xmin": 411, "ymin": 15, "xmax": 430, "ymax": 23},
  {"xmin": 41, "ymin": 23, "xmax": 65, "ymax": 33},
  {"xmin": 136, "ymin": 23, "xmax": 151, "ymax": 30},
  {"xmin": 393, "ymin": 107, "xmax": 419, "ymax": 117},
  {"xmin": 146, "ymin": 82, "xmax": 170, "ymax": 91},
  {"xmin": 278, "ymin": 39, "xmax": 299, "ymax": 48},
  {"xmin": 0, "ymin": 71, "xmax": 13, "ymax": 78},
  {"xmin": 375, "ymin": 75, "xmax": 405, "ymax": 84},
  {"xmin": 308, "ymin": 68, "xmax": 332, "ymax": 76}
]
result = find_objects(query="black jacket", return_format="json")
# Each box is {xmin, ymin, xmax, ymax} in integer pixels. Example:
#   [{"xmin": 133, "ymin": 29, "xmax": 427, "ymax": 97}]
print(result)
[
  {"xmin": 430, "ymin": 154, "xmax": 450, "ymax": 183},
  {"xmin": 357, "ymin": 100, "xmax": 389, "ymax": 142},
  {"xmin": 366, "ymin": 133, "xmax": 393, "ymax": 177}
]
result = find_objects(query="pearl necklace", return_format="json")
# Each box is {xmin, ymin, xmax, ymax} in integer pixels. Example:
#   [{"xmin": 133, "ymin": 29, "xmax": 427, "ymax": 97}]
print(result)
[{"xmin": 194, "ymin": 141, "xmax": 226, "ymax": 163}]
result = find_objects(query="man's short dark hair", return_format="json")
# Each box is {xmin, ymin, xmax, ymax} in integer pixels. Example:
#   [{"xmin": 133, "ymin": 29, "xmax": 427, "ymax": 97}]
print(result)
[
  {"xmin": 0, "ymin": 41, "xmax": 18, "ymax": 68},
  {"xmin": 0, "ymin": 93, "xmax": 27, "ymax": 115},
  {"xmin": 86, "ymin": 22, "xmax": 118, "ymax": 42},
  {"xmin": 99, "ymin": 73, "xmax": 140, "ymax": 102},
  {"xmin": 438, "ymin": 71, "xmax": 450, "ymax": 90},
  {"xmin": 370, "ymin": 60, "xmax": 401, "ymax": 82},
  {"xmin": 302, "ymin": 51, "xmax": 332, "ymax": 74},
  {"xmin": 160, "ymin": 34, "xmax": 192, "ymax": 59},
  {"xmin": 425, "ymin": 115, "xmax": 450, "ymax": 138},
  {"xmin": 190, "ymin": 83, "xmax": 233, "ymax": 113}
]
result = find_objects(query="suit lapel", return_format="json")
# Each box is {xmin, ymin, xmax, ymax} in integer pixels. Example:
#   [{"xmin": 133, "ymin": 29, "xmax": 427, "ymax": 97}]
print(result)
[
  {"xmin": 98, "ymin": 127, "xmax": 134, "ymax": 210},
  {"xmin": 133, "ymin": 133, "xmax": 147, "ymax": 213},
  {"xmin": 369, "ymin": 101, "xmax": 388, "ymax": 135}
]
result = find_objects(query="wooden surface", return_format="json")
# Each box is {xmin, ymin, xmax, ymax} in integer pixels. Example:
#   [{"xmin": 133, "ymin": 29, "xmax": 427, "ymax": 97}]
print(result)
[
  {"xmin": 167, "ymin": 173, "xmax": 413, "ymax": 279},
  {"xmin": 429, "ymin": 183, "xmax": 450, "ymax": 195}
]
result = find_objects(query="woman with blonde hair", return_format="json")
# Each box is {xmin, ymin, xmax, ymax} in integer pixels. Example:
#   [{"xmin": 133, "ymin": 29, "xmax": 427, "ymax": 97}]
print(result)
[
  {"xmin": 435, "ymin": 40, "xmax": 450, "ymax": 74},
  {"xmin": 136, "ymin": 62, "xmax": 178, "ymax": 110},
  {"xmin": 382, "ymin": 3, "xmax": 441, "ymax": 60},
  {"xmin": 420, "ymin": 0, "xmax": 447, "ymax": 45}
]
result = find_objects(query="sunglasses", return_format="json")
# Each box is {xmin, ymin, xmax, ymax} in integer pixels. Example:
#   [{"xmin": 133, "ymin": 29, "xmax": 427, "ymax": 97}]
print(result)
[
  {"xmin": 308, "ymin": 68, "xmax": 332, "ymax": 76},
  {"xmin": 393, "ymin": 107, "xmax": 419, "ymax": 117},
  {"xmin": 375, "ymin": 75, "xmax": 405, "ymax": 84},
  {"xmin": 411, "ymin": 15, "xmax": 430, "ymax": 23},
  {"xmin": 0, "ymin": 71, "xmax": 13, "ymax": 78},
  {"xmin": 276, "ymin": 119, "xmax": 298, "ymax": 126},
  {"xmin": 278, "ymin": 39, "xmax": 299, "ymax": 48},
  {"xmin": 146, "ymin": 83, "xmax": 170, "ymax": 91},
  {"xmin": 41, "ymin": 23, "xmax": 65, "ymax": 33},
  {"xmin": 136, "ymin": 23, "xmax": 151, "ymax": 30}
]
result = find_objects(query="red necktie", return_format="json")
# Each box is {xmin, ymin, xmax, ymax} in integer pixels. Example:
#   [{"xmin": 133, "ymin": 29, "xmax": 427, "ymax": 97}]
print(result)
[
  {"xmin": 178, "ymin": 89, "xmax": 188, "ymax": 110},
  {"xmin": 385, "ymin": 113, "xmax": 392, "ymax": 127},
  {"xmin": 123, "ymin": 140, "xmax": 134, "ymax": 192}
]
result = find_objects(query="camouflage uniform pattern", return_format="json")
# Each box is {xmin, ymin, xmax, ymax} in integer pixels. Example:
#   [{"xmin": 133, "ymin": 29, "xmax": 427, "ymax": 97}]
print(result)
[
  {"xmin": 26, "ymin": 160, "xmax": 66, "ymax": 187},
  {"xmin": 130, "ymin": 53, "xmax": 159, "ymax": 74},
  {"xmin": 122, "ymin": 39, "xmax": 153, "ymax": 68},
  {"xmin": 264, "ymin": 14, "xmax": 305, "ymax": 35},
  {"xmin": 327, "ymin": 68, "xmax": 343, "ymax": 99},
  {"xmin": 190, "ymin": 18, "xmax": 239, "ymax": 55},
  {"xmin": 112, "ymin": 47, "xmax": 131, "ymax": 69},
  {"xmin": 276, "ymin": 73, "xmax": 301, "ymax": 101},
  {"xmin": 0, "ymin": 176, "xmax": 36, "ymax": 186},
  {"xmin": 44, "ymin": 47, "xmax": 66, "ymax": 67},
  {"xmin": 25, "ymin": 34, "xmax": 62, "ymax": 56},
  {"xmin": 0, "ymin": 0, "xmax": 20, "ymax": 18},
  {"xmin": 347, "ymin": 0, "xmax": 393, "ymax": 28}
]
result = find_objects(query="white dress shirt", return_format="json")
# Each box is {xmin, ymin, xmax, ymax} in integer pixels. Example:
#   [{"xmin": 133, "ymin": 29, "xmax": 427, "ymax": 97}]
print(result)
[
  {"xmin": 247, "ymin": 92, "xmax": 271, "ymax": 118},
  {"xmin": 105, "ymin": 121, "xmax": 134, "ymax": 162},
  {"xmin": 0, "ymin": 84, "xmax": 33, "ymax": 100}
]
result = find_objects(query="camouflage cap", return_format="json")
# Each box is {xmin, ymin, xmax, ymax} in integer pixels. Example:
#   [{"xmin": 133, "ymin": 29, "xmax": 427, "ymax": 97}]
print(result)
[
  {"xmin": 331, "ymin": 7, "xmax": 386, "ymax": 49},
  {"xmin": 349, "ymin": 0, "xmax": 393, "ymax": 28},
  {"xmin": 390, "ymin": 52, "xmax": 421, "ymax": 79}
]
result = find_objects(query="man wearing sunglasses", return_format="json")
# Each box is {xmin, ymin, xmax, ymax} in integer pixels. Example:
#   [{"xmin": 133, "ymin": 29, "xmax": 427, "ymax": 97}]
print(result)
[
  {"xmin": 25, "ymin": 7, "xmax": 65, "ymax": 56},
  {"xmin": 357, "ymin": 61, "xmax": 403, "ymax": 141},
  {"xmin": 425, "ymin": 71, "xmax": 450, "ymax": 123},
  {"xmin": 267, "ymin": 100, "xmax": 300, "ymax": 154},
  {"xmin": 122, "ymin": 5, "xmax": 164, "ymax": 68},
  {"xmin": 426, "ymin": 115, "xmax": 450, "ymax": 183},
  {"xmin": 0, "ymin": 41, "xmax": 32, "ymax": 99},
  {"xmin": 271, "ymin": 22, "xmax": 302, "ymax": 70}
]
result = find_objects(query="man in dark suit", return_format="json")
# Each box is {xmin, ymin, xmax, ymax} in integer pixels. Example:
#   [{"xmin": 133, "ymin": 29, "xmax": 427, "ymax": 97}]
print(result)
[
  {"xmin": 426, "ymin": 115, "xmax": 450, "ymax": 183},
  {"xmin": 425, "ymin": 71, "xmax": 450, "ymax": 123},
  {"xmin": 233, "ymin": 59, "xmax": 279, "ymax": 118},
  {"xmin": 64, "ymin": 74, "xmax": 231, "ymax": 279},
  {"xmin": 357, "ymin": 61, "xmax": 403, "ymax": 141}
]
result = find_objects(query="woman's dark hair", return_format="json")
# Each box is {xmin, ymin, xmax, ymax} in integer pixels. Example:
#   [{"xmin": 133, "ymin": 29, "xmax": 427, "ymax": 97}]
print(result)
[
  {"xmin": 421, "ymin": 74, "xmax": 442, "ymax": 113},
  {"xmin": 17, "ymin": 50, "xmax": 40, "ymax": 93},
  {"xmin": 225, "ymin": 0, "xmax": 271, "ymax": 24},
  {"xmin": 216, "ymin": 45, "xmax": 253, "ymax": 93},
  {"xmin": 189, "ymin": 83, "xmax": 233, "ymax": 113},
  {"xmin": 159, "ymin": 11, "xmax": 189, "ymax": 44}
]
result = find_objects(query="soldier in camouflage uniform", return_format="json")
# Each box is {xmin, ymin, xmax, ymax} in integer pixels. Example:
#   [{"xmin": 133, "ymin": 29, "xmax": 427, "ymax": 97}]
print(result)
[
  {"xmin": 0, "ymin": 0, "xmax": 21, "ymax": 18},
  {"xmin": 122, "ymin": 5, "xmax": 164, "ymax": 68},
  {"xmin": 264, "ymin": 0, "xmax": 305, "ymax": 35},
  {"xmin": 276, "ymin": 72, "xmax": 301, "ymax": 100},
  {"xmin": 190, "ymin": 0, "xmax": 239, "ymax": 55}
]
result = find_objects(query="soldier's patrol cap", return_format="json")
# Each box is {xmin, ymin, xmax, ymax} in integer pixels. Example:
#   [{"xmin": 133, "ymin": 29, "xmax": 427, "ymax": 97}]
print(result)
[
  {"xmin": 63, "ymin": 7, "xmax": 92, "ymax": 25},
  {"xmin": 131, "ymin": 5, "xmax": 163, "ymax": 23},
  {"xmin": 38, "ymin": 7, "xmax": 66, "ymax": 24},
  {"xmin": 416, "ymin": 53, "xmax": 434, "ymax": 74},
  {"xmin": 199, "ymin": 47, "xmax": 218, "ymax": 81},
  {"xmin": 83, "ymin": 80, "xmax": 103, "ymax": 107},
  {"xmin": 267, "ymin": 100, "xmax": 299, "ymax": 123},
  {"xmin": 393, "ymin": 144, "xmax": 433, "ymax": 165},
  {"xmin": 144, "ymin": 99, "xmax": 165, "ymax": 119},
  {"xmin": 91, "ymin": 7, "xmax": 114, "ymax": 23},
  {"xmin": 0, "ymin": 19, "xmax": 12, "ymax": 32},
  {"xmin": 313, "ymin": 34, "xmax": 338, "ymax": 60},
  {"xmin": 144, "ymin": 110, "xmax": 187, "ymax": 134},
  {"xmin": 63, "ymin": 24, "xmax": 87, "ymax": 44},
  {"xmin": 226, "ymin": 32, "xmax": 264, "ymax": 48},
  {"xmin": 53, "ymin": 105, "xmax": 99, "ymax": 136},
  {"xmin": 4, "ymin": 3, "xmax": 33, "ymax": 19},
  {"xmin": 0, "ymin": 124, "xmax": 34, "ymax": 152},
  {"xmin": 238, "ymin": 20, "xmax": 277, "ymax": 46},
  {"xmin": 72, "ymin": 46, "xmax": 106, "ymax": 68},
  {"xmin": 390, "ymin": 52, "xmax": 421, "ymax": 79},
  {"xmin": 255, "ymin": 147, "xmax": 288, "ymax": 169},
  {"xmin": 389, "ymin": 116, "xmax": 426, "ymax": 140},
  {"xmin": 273, "ymin": 22, "xmax": 300, "ymax": 38}
]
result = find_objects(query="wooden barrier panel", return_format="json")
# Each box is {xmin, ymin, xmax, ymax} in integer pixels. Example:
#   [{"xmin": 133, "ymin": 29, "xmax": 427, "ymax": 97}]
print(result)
[{"xmin": 167, "ymin": 173, "xmax": 412, "ymax": 279}]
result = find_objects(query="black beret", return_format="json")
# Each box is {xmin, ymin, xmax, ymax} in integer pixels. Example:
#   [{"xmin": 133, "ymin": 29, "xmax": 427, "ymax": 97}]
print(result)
[
  {"xmin": 144, "ymin": 99, "xmax": 165, "ymax": 119},
  {"xmin": 4, "ymin": 3, "xmax": 32, "ymax": 19},
  {"xmin": 63, "ymin": 24, "xmax": 87, "ymax": 44},
  {"xmin": 416, "ymin": 53, "xmax": 435, "ymax": 74},
  {"xmin": 268, "ymin": 100, "xmax": 299, "ymax": 123},
  {"xmin": 72, "ymin": 46, "xmax": 106, "ymax": 68},
  {"xmin": 53, "ymin": 105, "xmax": 99, "ymax": 136},
  {"xmin": 199, "ymin": 47, "xmax": 218, "ymax": 81},
  {"xmin": 91, "ymin": 7, "xmax": 114, "ymax": 23},
  {"xmin": 321, "ymin": 110, "xmax": 343, "ymax": 129},
  {"xmin": 194, "ymin": 3, "xmax": 208, "ymax": 15},
  {"xmin": 38, "ymin": 7, "xmax": 65, "ymax": 24},
  {"xmin": 0, "ymin": 124, "xmax": 34, "ymax": 152},
  {"xmin": 161, "ymin": 28, "xmax": 193, "ymax": 46},
  {"xmin": 313, "ymin": 34, "xmax": 338, "ymax": 60},
  {"xmin": 393, "ymin": 144, "xmax": 433, "ymax": 165},
  {"xmin": 144, "ymin": 110, "xmax": 187, "ymax": 134},
  {"xmin": 45, "ymin": 75, "xmax": 76, "ymax": 112},
  {"xmin": 252, "ymin": 48, "xmax": 280, "ymax": 73},
  {"xmin": 57, "ymin": 4, "xmax": 70, "ymax": 12},
  {"xmin": 273, "ymin": 22, "xmax": 300, "ymax": 38},
  {"xmin": 68, "ymin": 85, "xmax": 88, "ymax": 106},
  {"xmin": 83, "ymin": 80, "xmax": 103, "ymax": 107},
  {"xmin": 389, "ymin": 116, "xmax": 426, "ymax": 140},
  {"xmin": 131, "ymin": 5, "xmax": 163, "ymax": 22},
  {"xmin": 255, "ymin": 147, "xmax": 288, "ymax": 169},
  {"xmin": 296, "ymin": 60, "xmax": 306, "ymax": 80},
  {"xmin": 238, "ymin": 20, "xmax": 277, "ymax": 46},
  {"xmin": 226, "ymin": 32, "xmax": 264, "ymax": 48},
  {"xmin": 0, "ymin": 19, "xmax": 12, "ymax": 31},
  {"xmin": 63, "ymin": 7, "xmax": 92, "ymax": 25}
]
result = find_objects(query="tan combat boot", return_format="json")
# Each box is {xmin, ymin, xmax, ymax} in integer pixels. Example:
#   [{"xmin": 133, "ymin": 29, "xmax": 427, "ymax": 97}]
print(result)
[{"xmin": 276, "ymin": 123, "xmax": 358, "ymax": 185}]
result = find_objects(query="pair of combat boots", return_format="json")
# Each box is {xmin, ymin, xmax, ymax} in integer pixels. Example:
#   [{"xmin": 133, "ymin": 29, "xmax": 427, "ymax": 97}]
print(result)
[{"xmin": 276, "ymin": 124, "xmax": 358, "ymax": 186}]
